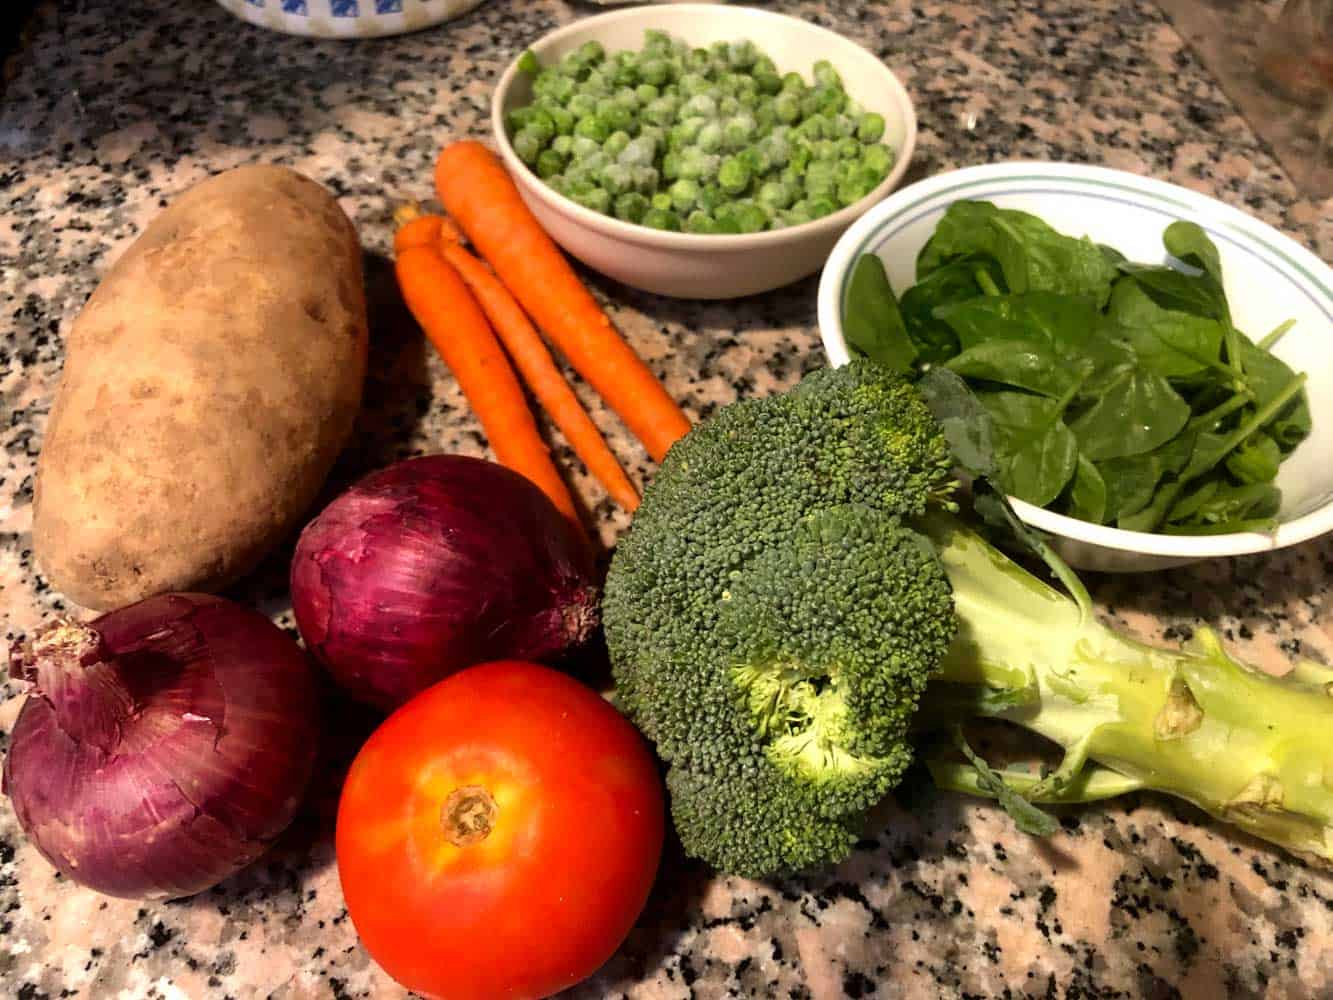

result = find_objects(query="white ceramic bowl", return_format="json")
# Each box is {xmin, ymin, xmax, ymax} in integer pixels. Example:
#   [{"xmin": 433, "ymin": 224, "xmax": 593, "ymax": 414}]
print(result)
[
  {"xmin": 490, "ymin": 4, "xmax": 917, "ymax": 299},
  {"xmin": 213, "ymin": 0, "xmax": 485, "ymax": 38},
  {"xmin": 818, "ymin": 162, "xmax": 1333, "ymax": 572}
]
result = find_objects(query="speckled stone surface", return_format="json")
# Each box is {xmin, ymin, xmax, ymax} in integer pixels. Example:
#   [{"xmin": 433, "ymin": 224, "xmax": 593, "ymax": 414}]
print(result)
[{"xmin": 2, "ymin": 1, "xmax": 1332, "ymax": 997}]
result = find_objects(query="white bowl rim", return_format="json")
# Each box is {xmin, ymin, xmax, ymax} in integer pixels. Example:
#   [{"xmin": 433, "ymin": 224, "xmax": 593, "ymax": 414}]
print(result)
[
  {"xmin": 817, "ymin": 159, "xmax": 1333, "ymax": 561},
  {"xmin": 489, "ymin": 3, "xmax": 918, "ymax": 253}
]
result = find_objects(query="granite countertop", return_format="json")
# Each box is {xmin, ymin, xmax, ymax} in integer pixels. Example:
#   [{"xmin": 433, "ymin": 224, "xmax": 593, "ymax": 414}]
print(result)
[{"xmin": 2, "ymin": 0, "xmax": 1332, "ymax": 997}]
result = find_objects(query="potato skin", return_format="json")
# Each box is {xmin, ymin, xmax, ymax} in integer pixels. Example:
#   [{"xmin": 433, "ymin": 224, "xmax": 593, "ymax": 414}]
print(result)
[{"xmin": 34, "ymin": 165, "xmax": 368, "ymax": 610}]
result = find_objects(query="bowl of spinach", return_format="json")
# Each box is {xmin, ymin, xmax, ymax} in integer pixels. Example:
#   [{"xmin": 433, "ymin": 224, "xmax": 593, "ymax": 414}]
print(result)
[{"xmin": 817, "ymin": 162, "xmax": 1333, "ymax": 572}]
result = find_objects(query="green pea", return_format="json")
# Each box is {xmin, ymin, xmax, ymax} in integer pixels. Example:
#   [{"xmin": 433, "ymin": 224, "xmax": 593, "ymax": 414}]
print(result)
[
  {"xmin": 525, "ymin": 108, "xmax": 556, "ymax": 144},
  {"xmin": 603, "ymin": 130, "xmax": 632, "ymax": 160},
  {"xmin": 567, "ymin": 93, "xmax": 597, "ymax": 118},
  {"xmin": 681, "ymin": 93, "xmax": 717, "ymax": 119},
  {"xmin": 602, "ymin": 162, "xmax": 634, "ymax": 196},
  {"xmin": 722, "ymin": 114, "xmax": 756, "ymax": 150},
  {"xmin": 727, "ymin": 39, "xmax": 758, "ymax": 69},
  {"xmin": 781, "ymin": 71, "xmax": 806, "ymax": 93},
  {"xmin": 642, "ymin": 207, "xmax": 681, "ymax": 231},
  {"xmin": 757, "ymin": 178, "xmax": 793, "ymax": 210},
  {"xmin": 536, "ymin": 148, "xmax": 566, "ymax": 178},
  {"xmin": 837, "ymin": 172, "xmax": 875, "ymax": 207},
  {"xmin": 754, "ymin": 55, "xmax": 777, "ymax": 76},
  {"xmin": 697, "ymin": 183, "xmax": 725, "ymax": 213},
  {"xmin": 549, "ymin": 106, "xmax": 575, "ymax": 136},
  {"xmin": 836, "ymin": 136, "xmax": 861, "ymax": 160},
  {"xmin": 857, "ymin": 112, "xmax": 886, "ymax": 143},
  {"xmin": 506, "ymin": 106, "xmax": 535, "ymax": 134},
  {"xmin": 513, "ymin": 127, "xmax": 544, "ymax": 165},
  {"xmin": 712, "ymin": 206, "xmax": 742, "ymax": 234},
  {"xmin": 518, "ymin": 50, "xmax": 541, "ymax": 75},
  {"xmin": 550, "ymin": 134, "xmax": 574, "ymax": 157},
  {"xmin": 735, "ymin": 201, "xmax": 768, "ymax": 233},
  {"xmin": 789, "ymin": 143, "xmax": 812, "ymax": 175},
  {"xmin": 755, "ymin": 70, "xmax": 783, "ymax": 96},
  {"xmin": 685, "ymin": 210, "xmax": 718, "ymax": 234},
  {"xmin": 661, "ymin": 150, "xmax": 683, "ymax": 180},
  {"xmin": 718, "ymin": 155, "xmax": 751, "ymax": 195},
  {"xmin": 687, "ymin": 48, "xmax": 711, "ymax": 73},
  {"xmin": 696, "ymin": 121, "xmax": 724, "ymax": 153},
  {"xmin": 636, "ymin": 83, "xmax": 660, "ymax": 104},
  {"xmin": 558, "ymin": 52, "xmax": 588, "ymax": 79},
  {"xmin": 669, "ymin": 116, "xmax": 705, "ymax": 150},
  {"xmin": 574, "ymin": 115, "xmax": 611, "ymax": 142},
  {"xmin": 805, "ymin": 160, "xmax": 838, "ymax": 197},
  {"xmin": 643, "ymin": 29, "xmax": 672, "ymax": 55},
  {"xmin": 644, "ymin": 95, "xmax": 680, "ymax": 127},
  {"xmin": 718, "ymin": 95, "xmax": 740, "ymax": 117},
  {"xmin": 774, "ymin": 92, "xmax": 801, "ymax": 124},
  {"xmin": 640, "ymin": 56, "xmax": 671, "ymax": 87},
  {"xmin": 737, "ymin": 145, "xmax": 770, "ymax": 177},
  {"xmin": 615, "ymin": 191, "xmax": 650, "ymax": 223},
  {"xmin": 808, "ymin": 195, "xmax": 838, "ymax": 218},
  {"xmin": 812, "ymin": 59, "xmax": 841, "ymax": 88},
  {"xmin": 631, "ymin": 165, "xmax": 660, "ymax": 193},
  {"xmin": 577, "ymin": 40, "xmax": 606, "ymax": 65},
  {"xmin": 570, "ymin": 135, "xmax": 602, "ymax": 159},
  {"xmin": 573, "ymin": 187, "xmax": 612, "ymax": 214},
  {"xmin": 862, "ymin": 143, "xmax": 894, "ymax": 178},
  {"xmin": 668, "ymin": 177, "xmax": 700, "ymax": 212}
]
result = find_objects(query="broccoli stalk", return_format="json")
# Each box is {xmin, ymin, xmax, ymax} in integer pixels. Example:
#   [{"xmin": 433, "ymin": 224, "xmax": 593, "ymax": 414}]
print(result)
[
  {"xmin": 604, "ymin": 360, "xmax": 1333, "ymax": 878},
  {"xmin": 922, "ymin": 514, "xmax": 1333, "ymax": 866}
]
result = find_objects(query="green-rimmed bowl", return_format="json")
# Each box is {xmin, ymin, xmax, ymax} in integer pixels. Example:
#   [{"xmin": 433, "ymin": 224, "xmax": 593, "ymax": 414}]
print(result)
[{"xmin": 817, "ymin": 162, "xmax": 1333, "ymax": 572}]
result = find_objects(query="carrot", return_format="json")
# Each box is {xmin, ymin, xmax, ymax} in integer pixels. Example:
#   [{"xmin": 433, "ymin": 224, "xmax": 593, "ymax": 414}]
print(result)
[
  {"xmin": 393, "ymin": 241, "xmax": 587, "ymax": 542},
  {"xmin": 392, "ymin": 206, "xmax": 443, "ymax": 255},
  {"xmin": 434, "ymin": 227, "xmax": 641, "ymax": 513},
  {"xmin": 434, "ymin": 140, "xmax": 691, "ymax": 463}
]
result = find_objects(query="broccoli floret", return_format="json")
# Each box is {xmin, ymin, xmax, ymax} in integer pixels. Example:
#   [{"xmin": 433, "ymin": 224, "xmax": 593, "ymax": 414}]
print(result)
[{"xmin": 606, "ymin": 360, "xmax": 1333, "ymax": 877}]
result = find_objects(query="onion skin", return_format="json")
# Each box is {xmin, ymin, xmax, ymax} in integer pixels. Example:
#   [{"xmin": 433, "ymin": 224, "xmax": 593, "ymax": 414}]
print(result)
[
  {"xmin": 290, "ymin": 455, "xmax": 599, "ymax": 710},
  {"xmin": 3, "ymin": 594, "xmax": 319, "ymax": 900}
]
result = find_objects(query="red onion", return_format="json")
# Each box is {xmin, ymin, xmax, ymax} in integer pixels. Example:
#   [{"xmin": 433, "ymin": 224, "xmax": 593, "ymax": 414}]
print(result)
[
  {"xmin": 290, "ymin": 455, "xmax": 599, "ymax": 710},
  {"xmin": 3, "ymin": 594, "xmax": 319, "ymax": 900}
]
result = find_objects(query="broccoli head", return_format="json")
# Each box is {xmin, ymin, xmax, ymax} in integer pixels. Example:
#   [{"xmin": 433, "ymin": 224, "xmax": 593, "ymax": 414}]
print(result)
[{"xmin": 604, "ymin": 362, "xmax": 958, "ymax": 876}]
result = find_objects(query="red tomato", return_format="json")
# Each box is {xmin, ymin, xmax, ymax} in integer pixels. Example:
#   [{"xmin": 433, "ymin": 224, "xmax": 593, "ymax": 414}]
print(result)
[{"xmin": 336, "ymin": 660, "xmax": 665, "ymax": 1000}]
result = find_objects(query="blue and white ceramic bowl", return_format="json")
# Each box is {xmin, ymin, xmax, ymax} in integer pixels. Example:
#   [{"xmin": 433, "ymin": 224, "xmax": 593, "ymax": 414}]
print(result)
[
  {"xmin": 817, "ymin": 162, "xmax": 1333, "ymax": 572},
  {"xmin": 214, "ymin": 0, "xmax": 486, "ymax": 38}
]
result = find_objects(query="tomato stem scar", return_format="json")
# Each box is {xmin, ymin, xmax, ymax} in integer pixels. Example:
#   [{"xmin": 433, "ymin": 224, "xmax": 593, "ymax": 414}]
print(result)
[{"xmin": 442, "ymin": 785, "xmax": 499, "ymax": 846}]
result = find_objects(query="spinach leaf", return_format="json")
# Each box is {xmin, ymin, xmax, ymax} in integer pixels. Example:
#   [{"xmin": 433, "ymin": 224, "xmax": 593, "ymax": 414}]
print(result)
[
  {"xmin": 898, "ymin": 258, "xmax": 1000, "ymax": 363},
  {"xmin": 1067, "ymin": 367, "xmax": 1191, "ymax": 461},
  {"xmin": 1233, "ymin": 338, "xmax": 1312, "ymax": 450},
  {"xmin": 1163, "ymin": 221, "xmax": 1227, "ymax": 309},
  {"xmin": 945, "ymin": 340, "xmax": 1076, "ymax": 397},
  {"xmin": 1226, "ymin": 432, "xmax": 1282, "ymax": 485},
  {"xmin": 917, "ymin": 201, "xmax": 1118, "ymax": 305},
  {"xmin": 933, "ymin": 292, "xmax": 1101, "ymax": 353},
  {"xmin": 1066, "ymin": 454, "xmax": 1108, "ymax": 524},
  {"xmin": 1166, "ymin": 480, "xmax": 1281, "ymax": 533},
  {"xmin": 843, "ymin": 254, "xmax": 917, "ymax": 372},
  {"xmin": 917, "ymin": 367, "xmax": 999, "ymax": 479},
  {"xmin": 979, "ymin": 389, "xmax": 1081, "ymax": 506},
  {"xmin": 1115, "ymin": 263, "xmax": 1227, "ymax": 320},
  {"xmin": 1099, "ymin": 432, "xmax": 1195, "ymax": 522},
  {"xmin": 1103, "ymin": 280, "xmax": 1226, "ymax": 379}
]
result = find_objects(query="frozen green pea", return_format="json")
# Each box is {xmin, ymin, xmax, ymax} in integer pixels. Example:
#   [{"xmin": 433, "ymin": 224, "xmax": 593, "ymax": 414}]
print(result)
[
  {"xmin": 837, "ymin": 172, "xmax": 876, "ymax": 207},
  {"xmin": 781, "ymin": 71, "xmax": 805, "ymax": 93},
  {"xmin": 611, "ymin": 61, "xmax": 639, "ymax": 89},
  {"xmin": 602, "ymin": 162, "xmax": 634, "ymax": 196},
  {"xmin": 574, "ymin": 115, "xmax": 611, "ymax": 142},
  {"xmin": 679, "ymin": 149, "xmax": 721, "ymax": 181},
  {"xmin": 603, "ymin": 130, "xmax": 632, "ymax": 160},
  {"xmin": 804, "ymin": 160, "xmax": 838, "ymax": 197},
  {"xmin": 525, "ymin": 108, "xmax": 556, "ymax": 144},
  {"xmin": 506, "ymin": 106, "xmax": 535, "ymax": 133},
  {"xmin": 734, "ymin": 202, "xmax": 768, "ymax": 233},
  {"xmin": 818, "ymin": 87, "xmax": 847, "ymax": 115},
  {"xmin": 789, "ymin": 143, "xmax": 812, "ymax": 175},
  {"xmin": 727, "ymin": 39, "xmax": 758, "ymax": 69},
  {"xmin": 642, "ymin": 207, "xmax": 681, "ymax": 231},
  {"xmin": 517, "ymin": 50, "xmax": 541, "ymax": 76},
  {"xmin": 812, "ymin": 59, "xmax": 841, "ymax": 88},
  {"xmin": 857, "ymin": 112, "xmax": 886, "ymax": 143},
  {"xmin": 513, "ymin": 127, "xmax": 544, "ymax": 165},
  {"xmin": 813, "ymin": 139, "xmax": 840, "ymax": 161},
  {"xmin": 598, "ymin": 103, "xmax": 634, "ymax": 134},
  {"xmin": 580, "ymin": 151, "xmax": 611, "ymax": 175},
  {"xmin": 618, "ymin": 135, "xmax": 657, "ymax": 167},
  {"xmin": 536, "ymin": 148, "xmax": 566, "ymax": 178},
  {"xmin": 636, "ymin": 83, "xmax": 660, "ymax": 104},
  {"xmin": 687, "ymin": 47, "xmax": 711, "ymax": 73},
  {"xmin": 754, "ymin": 70, "xmax": 782, "ymax": 96},
  {"xmin": 577, "ymin": 40, "xmax": 606, "ymax": 65},
  {"xmin": 757, "ymin": 178, "xmax": 793, "ymax": 210},
  {"xmin": 551, "ymin": 134, "xmax": 575, "ymax": 157},
  {"xmin": 828, "ymin": 114, "xmax": 856, "ymax": 138},
  {"xmin": 640, "ymin": 56, "xmax": 671, "ymax": 87},
  {"xmin": 809, "ymin": 196, "xmax": 838, "ymax": 218},
  {"xmin": 549, "ymin": 106, "xmax": 575, "ymax": 136},
  {"xmin": 698, "ymin": 183, "xmax": 725, "ymax": 213},
  {"xmin": 718, "ymin": 155, "xmax": 751, "ymax": 195},
  {"xmin": 668, "ymin": 116, "xmax": 705, "ymax": 150},
  {"xmin": 638, "ymin": 124, "xmax": 666, "ymax": 150},
  {"xmin": 558, "ymin": 52, "xmax": 588, "ymax": 79},
  {"xmin": 689, "ymin": 121, "xmax": 720, "ymax": 154},
  {"xmin": 643, "ymin": 28, "xmax": 672, "ymax": 54},
  {"xmin": 774, "ymin": 92, "xmax": 801, "ymax": 124},
  {"xmin": 722, "ymin": 113, "xmax": 756, "ymax": 150},
  {"xmin": 582, "ymin": 69, "xmax": 611, "ymax": 96},
  {"xmin": 568, "ymin": 93, "xmax": 597, "ymax": 118},
  {"xmin": 632, "ymin": 165, "xmax": 660, "ymax": 193},
  {"xmin": 570, "ymin": 134, "xmax": 602, "ymax": 159},
  {"xmin": 650, "ymin": 191, "xmax": 674, "ymax": 212},
  {"xmin": 612, "ymin": 88, "xmax": 641, "ymax": 111},
  {"xmin": 615, "ymin": 191, "xmax": 650, "ymax": 223},
  {"xmin": 737, "ymin": 145, "xmax": 770, "ymax": 177},
  {"xmin": 862, "ymin": 143, "xmax": 894, "ymax": 178},
  {"xmin": 545, "ymin": 174, "xmax": 568, "ymax": 197},
  {"xmin": 668, "ymin": 177, "xmax": 700, "ymax": 211},
  {"xmin": 681, "ymin": 93, "xmax": 717, "ymax": 119},
  {"xmin": 678, "ymin": 72, "xmax": 710, "ymax": 97},
  {"xmin": 661, "ymin": 150, "xmax": 683, "ymax": 180},
  {"xmin": 712, "ymin": 206, "xmax": 742, "ymax": 234},
  {"xmin": 718, "ymin": 95, "xmax": 740, "ymax": 117},
  {"xmin": 684, "ymin": 210, "xmax": 718, "ymax": 234},
  {"xmin": 760, "ymin": 133, "xmax": 791, "ymax": 167},
  {"xmin": 644, "ymin": 95, "xmax": 680, "ymax": 127},
  {"xmin": 754, "ymin": 55, "xmax": 777, "ymax": 76},
  {"xmin": 573, "ymin": 187, "xmax": 612, "ymax": 214}
]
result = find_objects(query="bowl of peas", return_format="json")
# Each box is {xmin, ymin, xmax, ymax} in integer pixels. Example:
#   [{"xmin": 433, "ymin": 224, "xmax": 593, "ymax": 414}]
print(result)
[{"xmin": 490, "ymin": 4, "xmax": 916, "ymax": 299}]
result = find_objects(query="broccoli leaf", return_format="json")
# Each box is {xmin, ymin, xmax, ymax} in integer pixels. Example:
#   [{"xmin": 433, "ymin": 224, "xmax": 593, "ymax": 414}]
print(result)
[{"xmin": 952, "ymin": 727, "xmax": 1059, "ymax": 837}]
